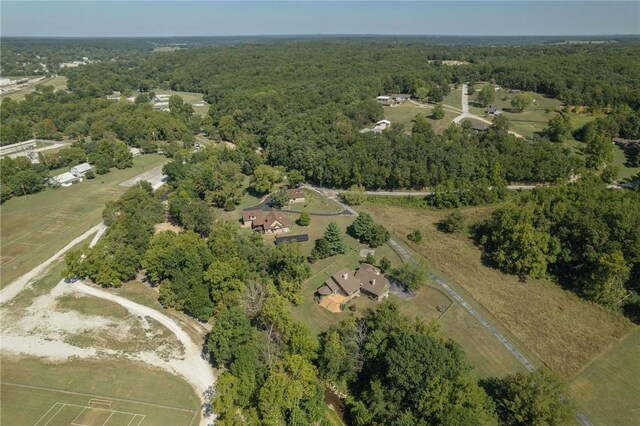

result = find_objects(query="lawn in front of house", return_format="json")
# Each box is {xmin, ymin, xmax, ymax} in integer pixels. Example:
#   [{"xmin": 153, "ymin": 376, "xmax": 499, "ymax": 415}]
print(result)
[{"xmin": 383, "ymin": 102, "xmax": 458, "ymax": 134}]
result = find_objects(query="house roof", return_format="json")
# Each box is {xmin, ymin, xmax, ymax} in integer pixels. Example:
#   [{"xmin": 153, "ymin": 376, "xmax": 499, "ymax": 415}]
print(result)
[
  {"xmin": 327, "ymin": 268, "xmax": 361, "ymax": 296},
  {"xmin": 471, "ymin": 123, "xmax": 490, "ymax": 131},
  {"xmin": 244, "ymin": 209, "xmax": 290, "ymax": 231},
  {"xmin": 275, "ymin": 234, "xmax": 309, "ymax": 245},
  {"xmin": 377, "ymin": 120, "xmax": 391, "ymax": 126},
  {"xmin": 71, "ymin": 162, "xmax": 92, "ymax": 173},
  {"xmin": 317, "ymin": 285, "xmax": 332, "ymax": 296},
  {"xmin": 388, "ymin": 93, "xmax": 411, "ymax": 100},
  {"xmin": 287, "ymin": 188, "xmax": 305, "ymax": 199},
  {"xmin": 54, "ymin": 172, "xmax": 79, "ymax": 184},
  {"xmin": 487, "ymin": 105, "xmax": 502, "ymax": 113},
  {"xmin": 355, "ymin": 263, "xmax": 390, "ymax": 297},
  {"xmin": 376, "ymin": 96, "xmax": 391, "ymax": 100}
]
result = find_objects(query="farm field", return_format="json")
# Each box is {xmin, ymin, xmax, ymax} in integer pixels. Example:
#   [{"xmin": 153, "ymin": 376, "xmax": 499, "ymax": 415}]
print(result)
[
  {"xmin": 383, "ymin": 102, "xmax": 457, "ymax": 134},
  {"xmin": 1, "ymin": 75, "xmax": 68, "ymax": 101},
  {"xmin": 362, "ymin": 201, "xmax": 634, "ymax": 377},
  {"xmin": 0, "ymin": 154, "xmax": 168, "ymax": 288},
  {"xmin": 0, "ymin": 357, "xmax": 200, "ymax": 426},
  {"xmin": 569, "ymin": 328, "xmax": 640, "ymax": 425}
]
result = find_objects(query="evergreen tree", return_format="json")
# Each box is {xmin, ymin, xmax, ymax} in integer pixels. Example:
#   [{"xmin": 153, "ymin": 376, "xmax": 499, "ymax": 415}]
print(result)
[{"xmin": 324, "ymin": 222, "xmax": 347, "ymax": 256}]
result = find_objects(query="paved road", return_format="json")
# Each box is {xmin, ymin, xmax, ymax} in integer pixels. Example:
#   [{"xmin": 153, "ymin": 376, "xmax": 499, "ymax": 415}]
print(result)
[
  {"xmin": 119, "ymin": 164, "xmax": 167, "ymax": 188},
  {"xmin": 308, "ymin": 183, "xmax": 593, "ymax": 425}
]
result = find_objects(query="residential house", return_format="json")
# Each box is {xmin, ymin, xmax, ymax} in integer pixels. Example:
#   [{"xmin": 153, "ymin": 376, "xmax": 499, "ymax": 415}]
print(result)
[
  {"xmin": 387, "ymin": 93, "xmax": 412, "ymax": 103},
  {"xmin": 52, "ymin": 172, "xmax": 79, "ymax": 187},
  {"xmin": 70, "ymin": 163, "xmax": 93, "ymax": 177},
  {"xmin": 317, "ymin": 264, "xmax": 390, "ymax": 302},
  {"xmin": 487, "ymin": 105, "xmax": 503, "ymax": 115},
  {"xmin": 242, "ymin": 209, "xmax": 291, "ymax": 234},
  {"xmin": 471, "ymin": 123, "xmax": 490, "ymax": 132},
  {"xmin": 287, "ymin": 188, "xmax": 306, "ymax": 204}
]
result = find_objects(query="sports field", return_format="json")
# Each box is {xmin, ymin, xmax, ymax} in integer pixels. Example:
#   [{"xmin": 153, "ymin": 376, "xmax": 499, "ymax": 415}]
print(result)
[
  {"xmin": 0, "ymin": 154, "xmax": 168, "ymax": 287},
  {"xmin": 0, "ymin": 356, "xmax": 200, "ymax": 426}
]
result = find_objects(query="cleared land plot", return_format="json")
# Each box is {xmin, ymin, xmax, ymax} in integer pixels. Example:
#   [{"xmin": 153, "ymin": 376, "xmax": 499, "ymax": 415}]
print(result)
[
  {"xmin": 383, "ymin": 103, "xmax": 457, "ymax": 134},
  {"xmin": 0, "ymin": 154, "xmax": 168, "ymax": 287},
  {"xmin": 442, "ymin": 87, "xmax": 463, "ymax": 110},
  {"xmin": 363, "ymin": 202, "xmax": 633, "ymax": 377},
  {"xmin": 570, "ymin": 328, "xmax": 640, "ymax": 425},
  {"xmin": 153, "ymin": 89, "xmax": 209, "ymax": 117},
  {"xmin": 1, "ymin": 76, "xmax": 68, "ymax": 101}
]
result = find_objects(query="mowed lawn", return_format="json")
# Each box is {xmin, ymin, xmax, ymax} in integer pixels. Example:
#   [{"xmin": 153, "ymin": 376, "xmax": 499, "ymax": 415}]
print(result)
[
  {"xmin": 383, "ymin": 102, "xmax": 458, "ymax": 134},
  {"xmin": 0, "ymin": 154, "xmax": 168, "ymax": 287},
  {"xmin": 1, "ymin": 76, "xmax": 68, "ymax": 101},
  {"xmin": 0, "ymin": 356, "xmax": 200, "ymax": 426},
  {"xmin": 570, "ymin": 328, "xmax": 640, "ymax": 425},
  {"xmin": 362, "ymin": 202, "xmax": 634, "ymax": 378}
]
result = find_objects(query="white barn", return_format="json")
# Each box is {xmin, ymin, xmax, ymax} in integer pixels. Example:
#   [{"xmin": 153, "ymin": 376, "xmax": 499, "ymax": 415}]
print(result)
[{"xmin": 70, "ymin": 163, "xmax": 92, "ymax": 177}]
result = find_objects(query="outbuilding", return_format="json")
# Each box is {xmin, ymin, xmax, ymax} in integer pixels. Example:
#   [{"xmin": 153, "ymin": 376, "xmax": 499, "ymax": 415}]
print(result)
[{"xmin": 70, "ymin": 163, "xmax": 93, "ymax": 177}]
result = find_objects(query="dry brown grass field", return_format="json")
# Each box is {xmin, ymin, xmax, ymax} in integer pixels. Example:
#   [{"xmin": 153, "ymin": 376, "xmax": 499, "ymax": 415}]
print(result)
[{"xmin": 363, "ymin": 202, "xmax": 634, "ymax": 377}]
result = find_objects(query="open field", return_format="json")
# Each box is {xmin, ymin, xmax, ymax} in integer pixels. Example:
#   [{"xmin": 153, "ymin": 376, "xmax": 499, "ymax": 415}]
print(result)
[
  {"xmin": 363, "ymin": 201, "xmax": 634, "ymax": 377},
  {"xmin": 442, "ymin": 86, "xmax": 463, "ymax": 110},
  {"xmin": 0, "ymin": 356, "xmax": 199, "ymax": 426},
  {"xmin": 570, "ymin": 328, "xmax": 640, "ymax": 425},
  {"xmin": 383, "ymin": 103, "xmax": 457, "ymax": 134},
  {"xmin": 153, "ymin": 89, "xmax": 209, "ymax": 117},
  {"xmin": 0, "ymin": 154, "xmax": 168, "ymax": 287},
  {"xmin": 1, "ymin": 76, "xmax": 68, "ymax": 101}
]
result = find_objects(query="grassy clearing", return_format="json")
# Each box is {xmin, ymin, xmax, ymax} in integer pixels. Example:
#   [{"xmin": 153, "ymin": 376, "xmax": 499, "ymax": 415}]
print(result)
[
  {"xmin": 442, "ymin": 87, "xmax": 463, "ymax": 110},
  {"xmin": 55, "ymin": 293, "xmax": 130, "ymax": 320},
  {"xmin": 383, "ymin": 102, "xmax": 457, "ymax": 134},
  {"xmin": 362, "ymin": 201, "xmax": 633, "ymax": 377},
  {"xmin": 0, "ymin": 356, "xmax": 199, "ymax": 426},
  {"xmin": 0, "ymin": 154, "xmax": 168, "ymax": 288},
  {"xmin": 569, "ymin": 328, "xmax": 640, "ymax": 425},
  {"xmin": 153, "ymin": 89, "xmax": 209, "ymax": 117},
  {"xmin": 1, "ymin": 76, "xmax": 68, "ymax": 101}
]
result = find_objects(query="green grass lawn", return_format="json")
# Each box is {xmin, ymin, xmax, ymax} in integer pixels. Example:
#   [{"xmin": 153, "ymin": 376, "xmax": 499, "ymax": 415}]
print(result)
[
  {"xmin": 383, "ymin": 103, "xmax": 457, "ymax": 134},
  {"xmin": 0, "ymin": 154, "xmax": 168, "ymax": 288},
  {"xmin": 0, "ymin": 356, "xmax": 200, "ymax": 426},
  {"xmin": 442, "ymin": 87, "xmax": 463, "ymax": 110},
  {"xmin": 1, "ymin": 76, "xmax": 68, "ymax": 101},
  {"xmin": 570, "ymin": 328, "xmax": 640, "ymax": 425}
]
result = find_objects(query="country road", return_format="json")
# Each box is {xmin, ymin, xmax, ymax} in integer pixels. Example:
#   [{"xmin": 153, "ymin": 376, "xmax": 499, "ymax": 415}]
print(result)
[
  {"xmin": 306, "ymin": 183, "xmax": 593, "ymax": 426},
  {"xmin": 453, "ymin": 84, "xmax": 525, "ymax": 139}
]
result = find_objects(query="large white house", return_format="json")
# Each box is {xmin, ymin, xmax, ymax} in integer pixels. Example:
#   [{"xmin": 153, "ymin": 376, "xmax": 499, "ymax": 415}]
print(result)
[
  {"xmin": 53, "ymin": 172, "xmax": 79, "ymax": 187},
  {"xmin": 70, "ymin": 163, "xmax": 93, "ymax": 177}
]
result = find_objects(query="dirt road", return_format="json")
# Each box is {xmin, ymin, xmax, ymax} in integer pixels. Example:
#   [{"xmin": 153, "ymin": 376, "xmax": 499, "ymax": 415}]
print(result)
[{"xmin": 0, "ymin": 223, "xmax": 106, "ymax": 305}]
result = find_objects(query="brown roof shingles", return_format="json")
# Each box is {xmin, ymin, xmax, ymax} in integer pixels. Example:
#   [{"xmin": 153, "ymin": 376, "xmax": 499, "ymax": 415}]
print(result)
[{"xmin": 355, "ymin": 264, "xmax": 390, "ymax": 297}]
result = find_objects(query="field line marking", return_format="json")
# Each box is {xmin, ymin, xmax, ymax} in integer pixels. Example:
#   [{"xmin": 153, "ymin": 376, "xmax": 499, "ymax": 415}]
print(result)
[
  {"xmin": 101, "ymin": 410, "xmax": 115, "ymax": 426},
  {"xmin": 33, "ymin": 402, "xmax": 62, "ymax": 426},
  {"xmin": 71, "ymin": 406, "xmax": 87, "ymax": 425},
  {"xmin": 1, "ymin": 381, "xmax": 197, "ymax": 414},
  {"xmin": 42, "ymin": 403, "xmax": 65, "ymax": 426}
]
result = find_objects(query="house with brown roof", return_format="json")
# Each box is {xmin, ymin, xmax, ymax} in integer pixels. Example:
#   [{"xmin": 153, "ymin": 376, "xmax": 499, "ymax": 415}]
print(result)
[
  {"xmin": 317, "ymin": 264, "xmax": 390, "ymax": 303},
  {"xmin": 287, "ymin": 187, "xmax": 306, "ymax": 204},
  {"xmin": 242, "ymin": 209, "xmax": 291, "ymax": 234}
]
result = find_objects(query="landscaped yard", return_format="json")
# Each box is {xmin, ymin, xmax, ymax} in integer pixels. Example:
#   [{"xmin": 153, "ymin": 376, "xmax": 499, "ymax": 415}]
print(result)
[
  {"xmin": 383, "ymin": 103, "xmax": 457, "ymax": 134},
  {"xmin": 0, "ymin": 154, "xmax": 168, "ymax": 287},
  {"xmin": 569, "ymin": 328, "xmax": 640, "ymax": 426},
  {"xmin": 362, "ymin": 201, "xmax": 634, "ymax": 378}
]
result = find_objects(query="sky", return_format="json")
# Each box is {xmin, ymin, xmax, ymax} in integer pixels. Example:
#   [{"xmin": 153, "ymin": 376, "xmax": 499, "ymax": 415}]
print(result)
[{"xmin": 1, "ymin": 1, "xmax": 639, "ymax": 38}]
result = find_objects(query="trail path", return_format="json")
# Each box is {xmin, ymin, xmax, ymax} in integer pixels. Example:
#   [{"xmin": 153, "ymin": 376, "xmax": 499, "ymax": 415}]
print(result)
[{"xmin": 0, "ymin": 223, "xmax": 106, "ymax": 305}]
